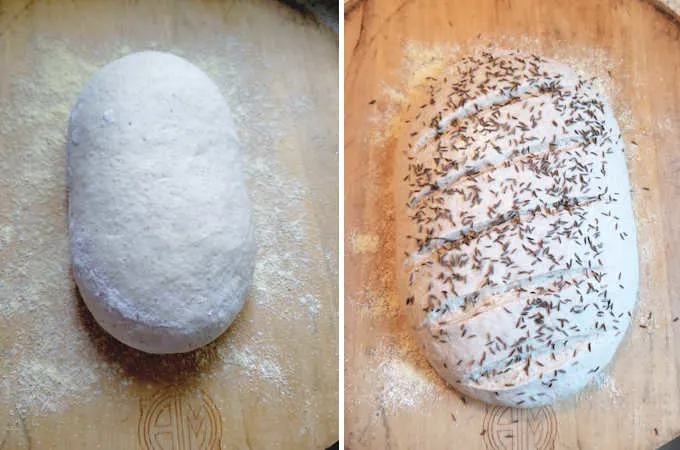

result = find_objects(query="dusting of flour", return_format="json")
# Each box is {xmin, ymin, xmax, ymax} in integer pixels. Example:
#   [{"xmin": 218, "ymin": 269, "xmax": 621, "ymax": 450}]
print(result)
[{"xmin": 0, "ymin": 34, "xmax": 336, "ymax": 424}]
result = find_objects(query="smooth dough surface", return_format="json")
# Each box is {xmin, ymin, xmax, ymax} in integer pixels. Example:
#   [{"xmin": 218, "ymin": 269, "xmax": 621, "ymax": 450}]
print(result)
[
  {"xmin": 396, "ymin": 51, "xmax": 638, "ymax": 407},
  {"xmin": 68, "ymin": 51, "xmax": 255, "ymax": 354}
]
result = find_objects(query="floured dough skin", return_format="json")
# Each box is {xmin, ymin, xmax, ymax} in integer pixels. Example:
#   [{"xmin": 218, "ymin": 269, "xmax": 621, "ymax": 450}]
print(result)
[
  {"xmin": 397, "ymin": 51, "xmax": 638, "ymax": 407},
  {"xmin": 68, "ymin": 52, "xmax": 255, "ymax": 354}
]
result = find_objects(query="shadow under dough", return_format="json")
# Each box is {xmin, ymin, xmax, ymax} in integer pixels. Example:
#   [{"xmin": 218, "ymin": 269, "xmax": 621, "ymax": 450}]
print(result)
[{"xmin": 73, "ymin": 276, "xmax": 242, "ymax": 386}]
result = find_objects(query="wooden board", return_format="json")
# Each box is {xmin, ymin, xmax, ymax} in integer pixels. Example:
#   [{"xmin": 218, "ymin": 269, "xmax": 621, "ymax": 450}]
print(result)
[
  {"xmin": 0, "ymin": 1, "xmax": 338, "ymax": 449},
  {"xmin": 345, "ymin": 1, "xmax": 680, "ymax": 449}
]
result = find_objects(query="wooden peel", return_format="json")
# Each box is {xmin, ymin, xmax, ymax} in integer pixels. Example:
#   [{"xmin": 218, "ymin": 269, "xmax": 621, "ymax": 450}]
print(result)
[
  {"xmin": 0, "ymin": 0, "xmax": 338, "ymax": 448},
  {"xmin": 280, "ymin": 0, "xmax": 339, "ymax": 34},
  {"xmin": 344, "ymin": 0, "xmax": 363, "ymax": 17},
  {"xmin": 345, "ymin": 0, "xmax": 680, "ymax": 449}
]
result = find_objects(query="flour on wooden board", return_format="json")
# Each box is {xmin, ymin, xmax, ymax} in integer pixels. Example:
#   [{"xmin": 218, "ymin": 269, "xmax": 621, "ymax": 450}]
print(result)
[
  {"xmin": 220, "ymin": 343, "xmax": 290, "ymax": 394},
  {"xmin": 0, "ymin": 36, "xmax": 333, "ymax": 419},
  {"xmin": 348, "ymin": 37, "xmax": 659, "ymax": 414},
  {"xmin": 379, "ymin": 360, "xmax": 439, "ymax": 409},
  {"xmin": 350, "ymin": 232, "xmax": 380, "ymax": 254}
]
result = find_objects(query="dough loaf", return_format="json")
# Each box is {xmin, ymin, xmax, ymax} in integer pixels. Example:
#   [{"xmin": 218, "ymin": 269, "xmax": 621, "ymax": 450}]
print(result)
[
  {"xmin": 397, "ymin": 51, "xmax": 638, "ymax": 407},
  {"xmin": 68, "ymin": 51, "xmax": 255, "ymax": 354}
]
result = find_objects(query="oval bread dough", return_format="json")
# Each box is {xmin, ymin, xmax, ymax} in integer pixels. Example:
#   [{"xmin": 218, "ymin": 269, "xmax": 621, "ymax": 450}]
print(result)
[
  {"xmin": 397, "ymin": 51, "xmax": 638, "ymax": 407},
  {"xmin": 68, "ymin": 51, "xmax": 255, "ymax": 354}
]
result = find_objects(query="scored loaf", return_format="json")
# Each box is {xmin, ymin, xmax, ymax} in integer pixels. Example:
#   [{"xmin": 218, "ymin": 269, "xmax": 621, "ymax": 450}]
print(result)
[{"xmin": 396, "ymin": 50, "xmax": 638, "ymax": 407}]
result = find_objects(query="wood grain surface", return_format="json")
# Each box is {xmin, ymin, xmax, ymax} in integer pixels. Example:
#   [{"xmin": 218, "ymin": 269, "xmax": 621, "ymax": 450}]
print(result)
[
  {"xmin": 0, "ymin": 1, "xmax": 338, "ymax": 449},
  {"xmin": 345, "ymin": 1, "xmax": 680, "ymax": 449}
]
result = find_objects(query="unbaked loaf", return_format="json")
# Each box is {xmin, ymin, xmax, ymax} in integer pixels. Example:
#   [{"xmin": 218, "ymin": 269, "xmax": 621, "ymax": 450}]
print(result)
[
  {"xmin": 68, "ymin": 52, "xmax": 255, "ymax": 354},
  {"xmin": 397, "ymin": 51, "xmax": 638, "ymax": 407}
]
